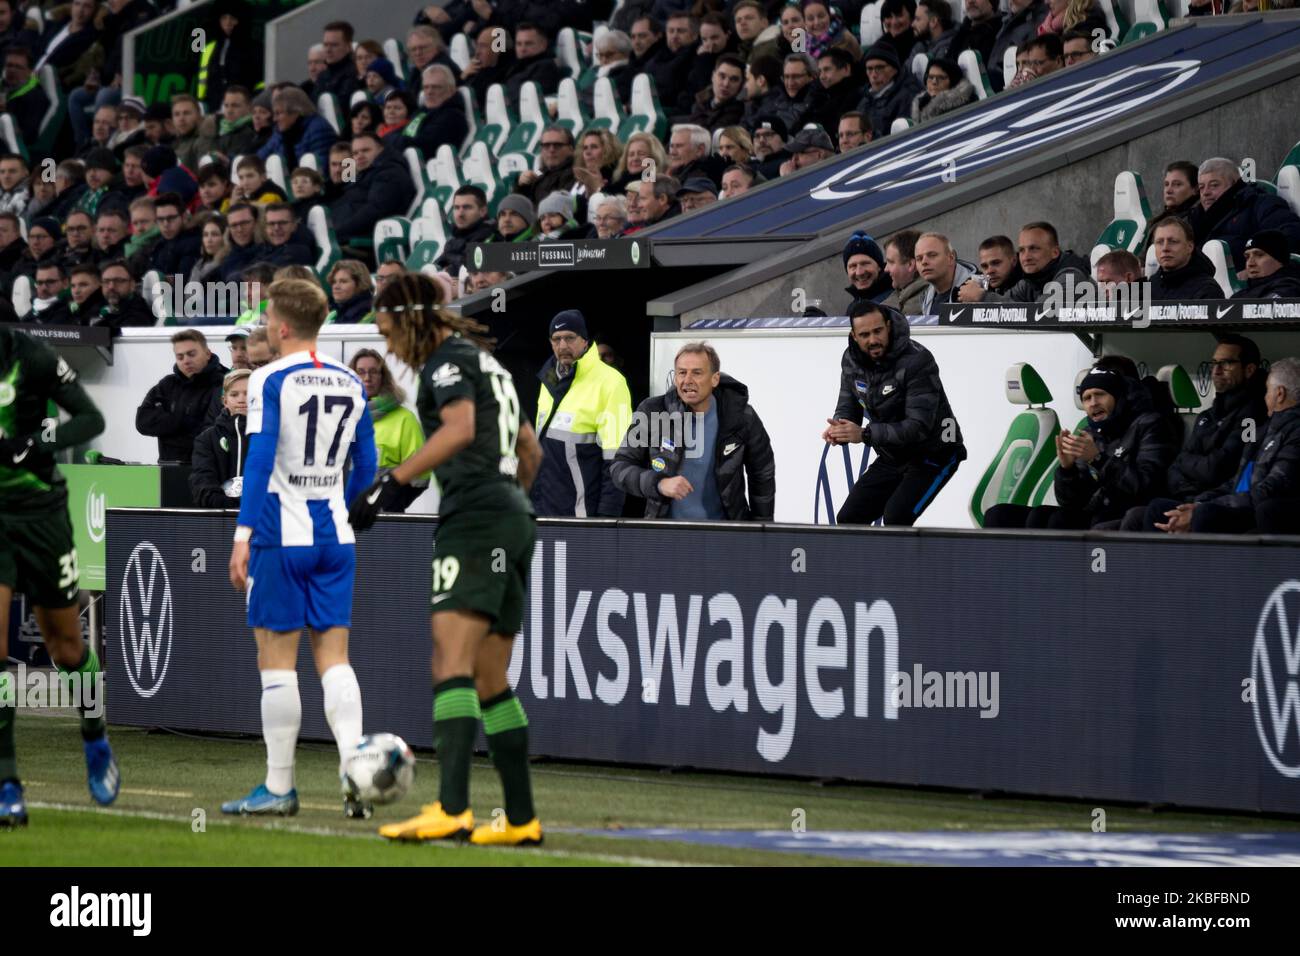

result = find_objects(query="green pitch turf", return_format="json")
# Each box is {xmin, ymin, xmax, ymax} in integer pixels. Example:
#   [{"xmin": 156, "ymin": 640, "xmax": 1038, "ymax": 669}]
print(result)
[{"xmin": 6, "ymin": 711, "xmax": 1299, "ymax": 866}]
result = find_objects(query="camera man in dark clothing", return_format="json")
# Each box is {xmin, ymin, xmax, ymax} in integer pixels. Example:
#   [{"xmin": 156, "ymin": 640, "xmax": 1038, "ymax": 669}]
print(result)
[{"xmin": 822, "ymin": 300, "xmax": 966, "ymax": 525}]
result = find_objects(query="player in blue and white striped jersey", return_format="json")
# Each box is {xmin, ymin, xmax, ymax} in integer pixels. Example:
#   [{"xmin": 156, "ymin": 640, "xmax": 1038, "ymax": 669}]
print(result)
[{"xmin": 224, "ymin": 278, "xmax": 378, "ymax": 819}]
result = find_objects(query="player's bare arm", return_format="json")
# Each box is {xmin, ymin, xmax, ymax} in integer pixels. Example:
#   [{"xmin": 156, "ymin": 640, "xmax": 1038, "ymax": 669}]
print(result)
[
  {"xmin": 515, "ymin": 421, "xmax": 542, "ymax": 493},
  {"xmin": 390, "ymin": 398, "xmax": 475, "ymax": 486}
]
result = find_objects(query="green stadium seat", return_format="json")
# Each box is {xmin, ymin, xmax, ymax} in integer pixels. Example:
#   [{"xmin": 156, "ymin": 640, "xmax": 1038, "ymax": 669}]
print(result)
[
  {"xmin": 470, "ymin": 83, "xmax": 511, "ymax": 156},
  {"xmin": 449, "ymin": 33, "xmax": 471, "ymax": 73},
  {"xmin": 1096, "ymin": 0, "xmax": 1128, "ymax": 41},
  {"xmin": 403, "ymin": 146, "xmax": 431, "ymax": 217},
  {"xmin": 909, "ymin": 52, "xmax": 926, "ymax": 84},
  {"xmin": 496, "ymin": 81, "xmax": 544, "ymax": 170},
  {"xmin": 382, "ymin": 38, "xmax": 407, "ymax": 80},
  {"xmin": 969, "ymin": 363, "xmax": 1061, "ymax": 527},
  {"xmin": 1202, "ymin": 238, "xmax": 1241, "ymax": 296},
  {"xmin": 299, "ymin": 153, "xmax": 319, "ymax": 173},
  {"xmin": 554, "ymin": 78, "xmax": 588, "ymax": 138},
  {"xmin": 349, "ymin": 90, "xmax": 368, "ymax": 109},
  {"xmin": 589, "ymin": 76, "xmax": 626, "ymax": 134},
  {"xmin": 860, "ymin": 2, "xmax": 883, "ymax": 46},
  {"xmin": 1089, "ymin": 171, "xmax": 1153, "ymax": 270},
  {"xmin": 0, "ymin": 114, "xmax": 24, "ymax": 161},
  {"xmin": 264, "ymin": 154, "xmax": 288, "ymax": 193},
  {"xmin": 1157, "ymin": 364, "xmax": 1201, "ymax": 443},
  {"xmin": 316, "ymin": 93, "xmax": 343, "ymax": 135},
  {"xmin": 457, "ymin": 87, "xmax": 480, "ymax": 156},
  {"xmin": 620, "ymin": 73, "xmax": 667, "ymax": 141},
  {"xmin": 890, "ymin": 117, "xmax": 912, "ymax": 135},
  {"xmin": 12, "ymin": 273, "xmax": 30, "ymax": 317},
  {"xmin": 307, "ymin": 206, "xmax": 342, "ymax": 282},
  {"xmin": 956, "ymin": 49, "xmax": 995, "ymax": 101},
  {"xmin": 1002, "ymin": 46, "xmax": 1016, "ymax": 90},
  {"xmin": 461, "ymin": 140, "xmax": 507, "ymax": 215},
  {"xmin": 1277, "ymin": 164, "xmax": 1300, "ymax": 218},
  {"xmin": 556, "ymin": 27, "xmax": 582, "ymax": 79},
  {"xmin": 373, "ymin": 217, "xmax": 412, "ymax": 263},
  {"xmin": 430, "ymin": 144, "xmax": 462, "ymax": 214},
  {"xmin": 406, "ymin": 215, "xmax": 448, "ymax": 274},
  {"xmin": 1029, "ymin": 369, "xmax": 1091, "ymax": 508},
  {"xmin": 34, "ymin": 65, "xmax": 64, "ymax": 159}
]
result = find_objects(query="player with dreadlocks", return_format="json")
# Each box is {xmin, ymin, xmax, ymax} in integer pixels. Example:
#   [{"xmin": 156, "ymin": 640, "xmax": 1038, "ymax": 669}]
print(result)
[{"xmin": 349, "ymin": 273, "xmax": 545, "ymax": 846}]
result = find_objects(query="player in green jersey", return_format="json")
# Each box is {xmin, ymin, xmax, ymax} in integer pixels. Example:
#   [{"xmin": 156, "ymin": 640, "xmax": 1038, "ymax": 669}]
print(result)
[
  {"xmin": 0, "ymin": 327, "xmax": 118, "ymax": 828},
  {"xmin": 349, "ymin": 274, "xmax": 545, "ymax": 846}
]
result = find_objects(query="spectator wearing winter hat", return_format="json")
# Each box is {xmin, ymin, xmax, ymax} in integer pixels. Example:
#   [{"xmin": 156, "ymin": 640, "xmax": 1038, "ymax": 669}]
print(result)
[
  {"xmin": 78, "ymin": 148, "xmax": 118, "ymax": 217},
  {"xmin": 752, "ymin": 116, "xmax": 792, "ymax": 181},
  {"xmin": 14, "ymin": 214, "xmax": 61, "ymax": 280},
  {"xmin": 537, "ymin": 191, "xmax": 592, "ymax": 239},
  {"xmin": 844, "ymin": 232, "xmax": 893, "ymax": 312},
  {"xmin": 248, "ymin": 89, "xmax": 274, "ymax": 152},
  {"xmin": 493, "ymin": 193, "xmax": 537, "ymax": 242},
  {"xmin": 678, "ymin": 177, "xmax": 719, "ymax": 213},
  {"xmin": 142, "ymin": 102, "xmax": 175, "ymax": 147},
  {"xmin": 910, "ymin": 57, "xmax": 975, "ymax": 125},
  {"xmin": 110, "ymin": 96, "xmax": 148, "ymax": 156},
  {"xmin": 141, "ymin": 144, "xmax": 178, "ymax": 187},
  {"xmin": 1233, "ymin": 229, "xmax": 1300, "ymax": 299},
  {"xmin": 984, "ymin": 367, "xmax": 1178, "ymax": 530},
  {"xmin": 781, "ymin": 124, "xmax": 836, "ymax": 174},
  {"xmin": 857, "ymin": 43, "xmax": 921, "ymax": 139},
  {"xmin": 364, "ymin": 57, "xmax": 403, "ymax": 104},
  {"xmin": 533, "ymin": 308, "xmax": 633, "ymax": 518}
]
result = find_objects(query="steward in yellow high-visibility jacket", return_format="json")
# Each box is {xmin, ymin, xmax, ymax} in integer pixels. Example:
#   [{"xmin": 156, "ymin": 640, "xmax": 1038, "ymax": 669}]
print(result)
[{"xmin": 533, "ymin": 310, "xmax": 632, "ymax": 517}]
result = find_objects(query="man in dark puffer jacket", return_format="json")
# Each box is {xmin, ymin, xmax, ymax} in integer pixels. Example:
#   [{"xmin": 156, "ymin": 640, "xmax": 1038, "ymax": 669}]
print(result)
[
  {"xmin": 135, "ymin": 330, "xmax": 228, "ymax": 463},
  {"xmin": 986, "ymin": 368, "xmax": 1178, "ymax": 529},
  {"xmin": 1149, "ymin": 218, "xmax": 1225, "ymax": 300},
  {"xmin": 958, "ymin": 221, "xmax": 1090, "ymax": 305},
  {"xmin": 1231, "ymin": 229, "xmax": 1300, "ymax": 299},
  {"xmin": 1142, "ymin": 357, "xmax": 1300, "ymax": 535},
  {"xmin": 190, "ymin": 368, "xmax": 250, "ymax": 508},
  {"xmin": 823, "ymin": 300, "xmax": 966, "ymax": 525},
  {"xmin": 612, "ymin": 342, "xmax": 775, "ymax": 520}
]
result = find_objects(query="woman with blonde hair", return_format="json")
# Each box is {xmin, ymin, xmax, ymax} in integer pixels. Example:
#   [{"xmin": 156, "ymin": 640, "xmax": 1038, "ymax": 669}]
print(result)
[
  {"xmin": 348, "ymin": 347, "xmax": 425, "ymax": 487},
  {"xmin": 326, "ymin": 260, "xmax": 374, "ymax": 324},
  {"xmin": 1040, "ymin": 0, "xmax": 1107, "ymax": 36},
  {"xmin": 716, "ymin": 126, "xmax": 754, "ymax": 165},
  {"xmin": 610, "ymin": 131, "xmax": 669, "ymax": 193},
  {"xmin": 574, "ymin": 128, "xmax": 623, "ymax": 192}
]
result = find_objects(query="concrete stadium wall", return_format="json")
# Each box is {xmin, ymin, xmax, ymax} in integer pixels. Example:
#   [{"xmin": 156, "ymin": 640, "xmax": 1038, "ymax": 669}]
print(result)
[
  {"xmin": 265, "ymin": 0, "xmax": 420, "ymax": 85},
  {"xmin": 676, "ymin": 73, "xmax": 1300, "ymax": 326}
]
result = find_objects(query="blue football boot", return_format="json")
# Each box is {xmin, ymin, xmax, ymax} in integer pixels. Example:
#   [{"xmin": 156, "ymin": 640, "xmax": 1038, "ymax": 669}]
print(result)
[
  {"xmin": 84, "ymin": 736, "xmax": 121, "ymax": 806},
  {"xmin": 221, "ymin": 783, "xmax": 300, "ymax": 816},
  {"xmin": 0, "ymin": 780, "xmax": 27, "ymax": 828}
]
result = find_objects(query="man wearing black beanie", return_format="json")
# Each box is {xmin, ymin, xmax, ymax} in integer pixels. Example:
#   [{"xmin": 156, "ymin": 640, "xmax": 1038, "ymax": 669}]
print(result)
[{"xmin": 843, "ymin": 231, "xmax": 893, "ymax": 312}]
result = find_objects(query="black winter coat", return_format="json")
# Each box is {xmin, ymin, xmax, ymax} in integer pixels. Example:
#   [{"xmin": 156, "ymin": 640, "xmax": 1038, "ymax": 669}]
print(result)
[
  {"xmin": 982, "ymin": 251, "xmax": 1090, "ymax": 303},
  {"xmin": 330, "ymin": 149, "xmax": 416, "ymax": 244},
  {"xmin": 312, "ymin": 56, "xmax": 359, "ymax": 105},
  {"xmin": 1231, "ymin": 263, "xmax": 1300, "ymax": 299},
  {"xmin": 1189, "ymin": 179, "xmax": 1300, "ymax": 269},
  {"xmin": 264, "ymin": 237, "xmax": 316, "ymax": 269},
  {"xmin": 1055, "ymin": 405, "xmax": 1178, "ymax": 523},
  {"xmin": 150, "ymin": 228, "xmax": 203, "ymax": 278},
  {"xmin": 1150, "ymin": 250, "xmax": 1224, "ymax": 300},
  {"xmin": 1167, "ymin": 375, "xmax": 1268, "ymax": 500},
  {"xmin": 611, "ymin": 374, "xmax": 776, "ymax": 520},
  {"xmin": 1198, "ymin": 405, "xmax": 1300, "ymax": 510},
  {"xmin": 832, "ymin": 307, "xmax": 966, "ymax": 466},
  {"xmin": 90, "ymin": 293, "xmax": 157, "ymax": 331},
  {"xmin": 988, "ymin": 5, "xmax": 1046, "ymax": 91},
  {"xmin": 618, "ymin": 40, "xmax": 692, "ymax": 113},
  {"xmin": 190, "ymin": 411, "xmax": 248, "ymax": 508},
  {"xmin": 135, "ymin": 354, "xmax": 229, "ymax": 463},
  {"xmin": 217, "ymin": 240, "xmax": 268, "ymax": 281},
  {"xmin": 858, "ymin": 74, "xmax": 922, "ymax": 139},
  {"xmin": 404, "ymin": 97, "xmax": 471, "ymax": 158},
  {"xmin": 437, "ymin": 218, "xmax": 495, "ymax": 274},
  {"xmin": 504, "ymin": 53, "xmax": 563, "ymax": 108}
]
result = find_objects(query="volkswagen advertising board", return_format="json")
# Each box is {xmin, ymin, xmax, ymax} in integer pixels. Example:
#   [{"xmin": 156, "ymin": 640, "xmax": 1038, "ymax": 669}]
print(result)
[{"xmin": 105, "ymin": 510, "xmax": 1300, "ymax": 815}]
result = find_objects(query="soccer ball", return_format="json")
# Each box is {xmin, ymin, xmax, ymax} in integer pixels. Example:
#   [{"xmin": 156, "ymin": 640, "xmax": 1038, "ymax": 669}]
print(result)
[{"xmin": 343, "ymin": 733, "xmax": 416, "ymax": 805}]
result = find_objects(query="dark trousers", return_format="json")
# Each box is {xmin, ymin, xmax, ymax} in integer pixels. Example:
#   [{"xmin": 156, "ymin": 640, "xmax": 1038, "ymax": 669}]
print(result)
[
  {"xmin": 983, "ymin": 503, "xmax": 1095, "ymax": 530},
  {"xmin": 837, "ymin": 451, "xmax": 962, "ymax": 526},
  {"xmin": 1142, "ymin": 497, "xmax": 1257, "ymax": 533}
]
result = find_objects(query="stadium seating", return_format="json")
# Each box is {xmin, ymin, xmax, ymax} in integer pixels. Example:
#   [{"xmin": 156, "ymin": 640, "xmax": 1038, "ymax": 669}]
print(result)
[
  {"xmin": 316, "ymin": 93, "xmax": 343, "ymax": 135},
  {"xmin": 402, "ymin": 147, "xmax": 430, "ymax": 217},
  {"xmin": 0, "ymin": 114, "xmax": 22, "ymax": 158},
  {"xmin": 382, "ymin": 38, "xmax": 406, "ymax": 79},
  {"xmin": 958, "ymin": 50, "xmax": 995, "ymax": 101},
  {"xmin": 1002, "ymin": 46, "xmax": 1017, "ymax": 90},
  {"xmin": 141, "ymin": 271, "xmax": 164, "ymax": 325},
  {"xmin": 1158, "ymin": 363, "xmax": 1200, "ymax": 441},
  {"xmin": 374, "ymin": 217, "xmax": 411, "ymax": 263},
  {"xmin": 890, "ymin": 117, "xmax": 912, "ymax": 135},
  {"xmin": 969, "ymin": 363, "xmax": 1062, "ymax": 527},
  {"xmin": 11, "ymin": 273, "xmax": 30, "ymax": 317},
  {"xmin": 450, "ymin": 33, "xmax": 471, "ymax": 73},
  {"xmin": 1097, "ymin": 0, "xmax": 1128, "ymax": 42},
  {"xmin": 589, "ymin": 77, "xmax": 627, "ymax": 134},
  {"xmin": 622, "ymin": 73, "xmax": 668, "ymax": 141},
  {"xmin": 307, "ymin": 205, "xmax": 342, "ymax": 280},
  {"xmin": 458, "ymin": 87, "xmax": 480, "ymax": 154},
  {"xmin": 910, "ymin": 52, "xmax": 927, "ymax": 84},
  {"xmin": 264, "ymin": 154, "xmax": 288, "ymax": 193},
  {"xmin": 860, "ymin": 1, "xmax": 883, "ymax": 47},
  {"xmin": 299, "ymin": 153, "xmax": 318, "ymax": 172},
  {"xmin": 406, "ymin": 214, "xmax": 448, "ymax": 273},
  {"xmin": 474, "ymin": 84, "xmax": 512, "ymax": 155},
  {"xmin": 556, "ymin": 28, "xmax": 581, "ymax": 80},
  {"xmin": 461, "ymin": 140, "xmax": 507, "ymax": 213},
  {"xmin": 1203, "ymin": 238, "xmax": 1240, "ymax": 296},
  {"xmin": 1089, "ymin": 171, "xmax": 1153, "ymax": 269},
  {"xmin": 34, "ymin": 65, "xmax": 64, "ymax": 159},
  {"xmin": 496, "ymin": 82, "xmax": 545, "ymax": 175},
  {"xmin": 430, "ymin": 144, "xmax": 462, "ymax": 213},
  {"xmin": 1028, "ymin": 370, "xmax": 1091, "ymax": 508},
  {"xmin": 555, "ymin": 78, "xmax": 589, "ymax": 138},
  {"xmin": 350, "ymin": 90, "xmax": 368, "ymax": 109},
  {"xmin": 1121, "ymin": 0, "xmax": 1168, "ymax": 44}
]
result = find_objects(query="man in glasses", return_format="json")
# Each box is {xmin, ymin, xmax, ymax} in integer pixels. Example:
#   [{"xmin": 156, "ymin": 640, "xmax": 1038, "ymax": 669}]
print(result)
[
  {"xmin": 27, "ymin": 263, "xmax": 73, "ymax": 324},
  {"xmin": 856, "ymin": 44, "xmax": 920, "ymax": 140},
  {"xmin": 58, "ymin": 211, "xmax": 95, "ymax": 269},
  {"xmin": 512, "ymin": 125, "xmax": 578, "ymax": 210},
  {"xmin": 219, "ymin": 202, "xmax": 269, "ymax": 281},
  {"xmin": 148, "ymin": 192, "xmax": 202, "ymax": 277},
  {"xmin": 262, "ymin": 202, "xmax": 314, "ymax": 268},
  {"xmin": 1121, "ymin": 335, "xmax": 1269, "ymax": 530},
  {"xmin": 1009, "ymin": 35, "xmax": 1064, "ymax": 88},
  {"xmin": 1062, "ymin": 29, "xmax": 1096, "ymax": 67},
  {"xmin": 405, "ymin": 64, "xmax": 469, "ymax": 158}
]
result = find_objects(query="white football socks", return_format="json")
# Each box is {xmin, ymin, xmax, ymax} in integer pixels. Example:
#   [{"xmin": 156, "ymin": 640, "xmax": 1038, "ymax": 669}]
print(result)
[
  {"xmin": 260, "ymin": 669, "xmax": 301, "ymax": 795},
  {"xmin": 321, "ymin": 663, "xmax": 363, "ymax": 770}
]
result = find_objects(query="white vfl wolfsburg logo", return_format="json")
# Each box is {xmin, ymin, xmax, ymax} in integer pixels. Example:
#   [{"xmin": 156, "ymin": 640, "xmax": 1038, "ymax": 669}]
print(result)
[
  {"xmin": 86, "ymin": 483, "xmax": 106, "ymax": 544},
  {"xmin": 119, "ymin": 542, "xmax": 173, "ymax": 698},
  {"xmin": 1252, "ymin": 580, "xmax": 1300, "ymax": 777}
]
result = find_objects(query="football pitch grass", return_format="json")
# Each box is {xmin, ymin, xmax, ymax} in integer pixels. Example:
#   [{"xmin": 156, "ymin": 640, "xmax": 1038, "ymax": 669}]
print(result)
[{"xmin": 8, "ymin": 711, "xmax": 1300, "ymax": 867}]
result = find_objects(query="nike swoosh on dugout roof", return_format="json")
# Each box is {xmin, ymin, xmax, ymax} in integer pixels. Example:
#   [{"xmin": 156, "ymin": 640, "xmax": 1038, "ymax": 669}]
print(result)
[
  {"xmin": 1216, "ymin": 306, "xmax": 1232, "ymax": 318},
  {"xmin": 12, "ymin": 447, "xmax": 28, "ymax": 463}
]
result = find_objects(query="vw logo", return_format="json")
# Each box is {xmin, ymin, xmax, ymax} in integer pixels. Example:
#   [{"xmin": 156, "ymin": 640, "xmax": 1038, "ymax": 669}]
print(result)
[
  {"xmin": 1252, "ymin": 580, "xmax": 1300, "ymax": 777},
  {"xmin": 118, "ymin": 542, "xmax": 173, "ymax": 698}
]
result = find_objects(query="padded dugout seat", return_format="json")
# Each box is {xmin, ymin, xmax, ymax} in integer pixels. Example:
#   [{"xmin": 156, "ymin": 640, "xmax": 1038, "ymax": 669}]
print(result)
[
  {"xmin": 1028, "ymin": 368, "xmax": 1092, "ymax": 508},
  {"xmin": 957, "ymin": 49, "xmax": 995, "ymax": 100},
  {"xmin": 1090, "ymin": 171, "xmax": 1152, "ymax": 269},
  {"xmin": 969, "ymin": 363, "xmax": 1061, "ymax": 526},
  {"xmin": 1158, "ymin": 364, "xmax": 1201, "ymax": 443}
]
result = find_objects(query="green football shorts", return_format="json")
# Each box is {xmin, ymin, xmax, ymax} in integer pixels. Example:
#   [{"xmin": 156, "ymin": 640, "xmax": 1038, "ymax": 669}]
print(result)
[
  {"xmin": 0, "ymin": 506, "xmax": 80, "ymax": 609},
  {"xmin": 430, "ymin": 510, "xmax": 536, "ymax": 636}
]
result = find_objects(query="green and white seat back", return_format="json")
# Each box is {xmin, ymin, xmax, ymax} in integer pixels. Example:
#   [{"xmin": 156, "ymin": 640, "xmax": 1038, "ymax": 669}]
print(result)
[
  {"xmin": 909, "ymin": 52, "xmax": 926, "ymax": 84},
  {"xmin": 406, "ymin": 214, "xmax": 448, "ymax": 274},
  {"xmin": 472, "ymin": 83, "xmax": 511, "ymax": 156},
  {"xmin": 449, "ymin": 33, "xmax": 471, "ymax": 73},
  {"xmin": 621, "ymin": 72, "xmax": 667, "ymax": 141},
  {"xmin": 1203, "ymin": 238, "xmax": 1240, "ymax": 295},
  {"xmin": 589, "ymin": 76, "xmax": 626, "ymax": 133},
  {"xmin": 307, "ymin": 206, "xmax": 342, "ymax": 281},
  {"xmin": 1096, "ymin": 0, "xmax": 1127, "ymax": 42},
  {"xmin": 1144, "ymin": 242, "xmax": 1158, "ymax": 277},
  {"xmin": 11, "ymin": 273, "xmax": 30, "ymax": 317},
  {"xmin": 1003, "ymin": 46, "xmax": 1017, "ymax": 90},
  {"xmin": 860, "ymin": 1, "xmax": 883, "ymax": 46},
  {"xmin": 373, "ymin": 217, "xmax": 412, "ymax": 263},
  {"xmin": 141, "ymin": 271, "xmax": 166, "ymax": 325},
  {"xmin": 299, "ymin": 153, "xmax": 319, "ymax": 172},
  {"xmin": 1122, "ymin": 0, "xmax": 1168, "ymax": 44},
  {"xmin": 0, "ymin": 114, "xmax": 23, "ymax": 160},
  {"xmin": 969, "ymin": 363, "xmax": 1061, "ymax": 526},
  {"xmin": 264, "ymin": 153, "xmax": 288, "ymax": 193},
  {"xmin": 462, "ymin": 140, "xmax": 506, "ymax": 214},
  {"xmin": 1090, "ymin": 170, "xmax": 1152, "ymax": 269},
  {"xmin": 403, "ymin": 146, "xmax": 430, "ymax": 217},
  {"xmin": 556, "ymin": 27, "xmax": 582, "ymax": 79},
  {"xmin": 382, "ymin": 38, "xmax": 407, "ymax": 80},
  {"xmin": 316, "ymin": 94, "xmax": 343, "ymax": 135},
  {"xmin": 1278, "ymin": 164, "xmax": 1300, "ymax": 218},
  {"xmin": 1157, "ymin": 364, "xmax": 1201, "ymax": 444},
  {"xmin": 431, "ymin": 144, "xmax": 462, "ymax": 214},
  {"xmin": 555, "ymin": 78, "xmax": 588, "ymax": 138},
  {"xmin": 34, "ymin": 65, "xmax": 63, "ymax": 158},
  {"xmin": 497, "ymin": 81, "xmax": 543, "ymax": 175},
  {"xmin": 890, "ymin": 117, "xmax": 912, "ymax": 135},
  {"xmin": 350, "ymin": 89, "xmax": 368, "ymax": 109},
  {"xmin": 957, "ymin": 49, "xmax": 994, "ymax": 100},
  {"xmin": 1029, "ymin": 368, "xmax": 1090, "ymax": 508},
  {"xmin": 458, "ymin": 87, "xmax": 480, "ymax": 155}
]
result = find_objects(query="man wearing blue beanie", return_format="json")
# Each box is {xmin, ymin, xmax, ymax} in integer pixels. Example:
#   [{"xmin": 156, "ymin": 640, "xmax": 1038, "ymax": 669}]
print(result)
[
  {"xmin": 843, "ymin": 231, "xmax": 892, "ymax": 312},
  {"xmin": 532, "ymin": 310, "xmax": 633, "ymax": 518}
]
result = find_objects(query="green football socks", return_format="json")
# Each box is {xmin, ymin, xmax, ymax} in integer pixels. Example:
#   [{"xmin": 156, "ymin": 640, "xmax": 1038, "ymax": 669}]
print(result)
[
  {"xmin": 481, "ymin": 689, "xmax": 535, "ymax": 826},
  {"xmin": 57, "ymin": 646, "xmax": 106, "ymax": 742},
  {"xmin": 433, "ymin": 677, "xmax": 480, "ymax": 815}
]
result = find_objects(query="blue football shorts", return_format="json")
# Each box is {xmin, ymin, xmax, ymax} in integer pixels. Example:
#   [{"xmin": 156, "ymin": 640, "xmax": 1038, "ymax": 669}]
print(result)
[{"xmin": 247, "ymin": 543, "xmax": 355, "ymax": 632}]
